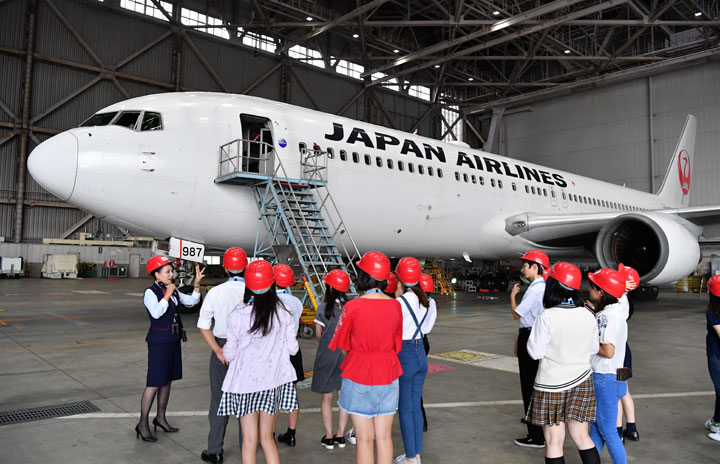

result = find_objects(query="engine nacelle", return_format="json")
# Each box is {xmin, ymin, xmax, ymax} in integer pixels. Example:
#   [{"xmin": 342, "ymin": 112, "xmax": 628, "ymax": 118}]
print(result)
[{"xmin": 595, "ymin": 212, "xmax": 701, "ymax": 285}]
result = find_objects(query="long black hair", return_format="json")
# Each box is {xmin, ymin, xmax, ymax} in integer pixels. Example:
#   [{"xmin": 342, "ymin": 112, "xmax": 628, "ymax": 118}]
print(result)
[
  {"xmin": 403, "ymin": 284, "xmax": 430, "ymax": 308},
  {"xmin": 323, "ymin": 283, "xmax": 347, "ymax": 319},
  {"xmin": 243, "ymin": 283, "xmax": 287, "ymax": 336},
  {"xmin": 356, "ymin": 267, "xmax": 387, "ymax": 292},
  {"xmin": 588, "ymin": 281, "xmax": 619, "ymax": 313},
  {"xmin": 543, "ymin": 277, "xmax": 579, "ymax": 309},
  {"xmin": 709, "ymin": 293, "xmax": 720, "ymax": 318}
]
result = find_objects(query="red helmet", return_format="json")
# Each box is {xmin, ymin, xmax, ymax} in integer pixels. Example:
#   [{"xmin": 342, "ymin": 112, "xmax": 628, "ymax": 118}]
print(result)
[
  {"xmin": 273, "ymin": 264, "xmax": 294, "ymax": 287},
  {"xmin": 520, "ymin": 250, "xmax": 550, "ymax": 271},
  {"xmin": 323, "ymin": 269, "xmax": 350, "ymax": 293},
  {"xmin": 419, "ymin": 273, "xmax": 434, "ymax": 293},
  {"xmin": 396, "ymin": 257, "xmax": 422, "ymax": 285},
  {"xmin": 356, "ymin": 251, "xmax": 391, "ymax": 281},
  {"xmin": 549, "ymin": 262, "xmax": 581, "ymax": 290},
  {"xmin": 223, "ymin": 247, "xmax": 248, "ymax": 272},
  {"xmin": 385, "ymin": 272, "xmax": 398, "ymax": 294},
  {"xmin": 708, "ymin": 275, "xmax": 720, "ymax": 297},
  {"xmin": 618, "ymin": 263, "xmax": 640, "ymax": 288},
  {"xmin": 588, "ymin": 268, "xmax": 626, "ymax": 299},
  {"xmin": 147, "ymin": 255, "xmax": 172, "ymax": 275},
  {"xmin": 245, "ymin": 260, "xmax": 275, "ymax": 293}
]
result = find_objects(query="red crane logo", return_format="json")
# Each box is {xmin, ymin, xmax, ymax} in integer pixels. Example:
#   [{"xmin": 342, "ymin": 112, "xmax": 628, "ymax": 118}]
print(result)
[{"xmin": 677, "ymin": 150, "xmax": 691, "ymax": 195}]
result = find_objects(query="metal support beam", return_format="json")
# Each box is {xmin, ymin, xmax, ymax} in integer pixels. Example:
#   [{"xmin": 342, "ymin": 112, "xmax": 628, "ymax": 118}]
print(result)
[
  {"xmin": 335, "ymin": 87, "xmax": 367, "ymax": 116},
  {"xmin": 182, "ymin": 32, "xmax": 230, "ymax": 93},
  {"xmin": 408, "ymin": 104, "xmax": 436, "ymax": 133},
  {"xmin": 243, "ymin": 62, "xmax": 283, "ymax": 96},
  {"xmin": 45, "ymin": 0, "xmax": 103, "ymax": 66},
  {"xmin": 484, "ymin": 107, "xmax": 505, "ymax": 152},
  {"xmin": 59, "ymin": 213, "xmax": 94, "ymax": 239},
  {"xmin": 287, "ymin": 63, "xmax": 324, "ymax": 111},
  {"xmin": 648, "ymin": 75, "xmax": 656, "ymax": 193},
  {"xmin": 369, "ymin": 89, "xmax": 398, "ymax": 130},
  {"xmin": 462, "ymin": 115, "xmax": 486, "ymax": 145}
]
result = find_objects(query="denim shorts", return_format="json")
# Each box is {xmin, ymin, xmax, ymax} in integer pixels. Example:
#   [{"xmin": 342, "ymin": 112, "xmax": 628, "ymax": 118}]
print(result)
[{"xmin": 338, "ymin": 378, "xmax": 399, "ymax": 418}]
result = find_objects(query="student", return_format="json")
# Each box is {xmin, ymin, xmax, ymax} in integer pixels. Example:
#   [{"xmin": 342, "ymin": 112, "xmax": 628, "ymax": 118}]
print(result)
[
  {"xmin": 197, "ymin": 247, "xmax": 248, "ymax": 463},
  {"xmin": 312, "ymin": 269, "xmax": 351, "ymax": 450},
  {"xmin": 511, "ymin": 250, "xmax": 549, "ymax": 448},
  {"xmin": 418, "ymin": 273, "xmax": 436, "ymax": 432},
  {"xmin": 272, "ymin": 264, "xmax": 304, "ymax": 447},
  {"xmin": 330, "ymin": 251, "xmax": 403, "ymax": 464},
  {"xmin": 705, "ymin": 275, "xmax": 720, "ymax": 441},
  {"xmin": 526, "ymin": 262, "xmax": 601, "ymax": 464},
  {"xmin": 617, "ymin": 264, "xmax": 640, "ymax": 443},
  {"xmin": 587, "ymin": 268, "xmax": 628, "ymax": 464},
  {"xmin": 394, "ymin": 258, "xmax": 436, "ymax": 464},
  {"xmin": 217, "ymin": 260, "xmax": 299, "ymax": 464},
  {"xmin": 136, "ymin": 256, "xmax": 203, "ymax": 442}
]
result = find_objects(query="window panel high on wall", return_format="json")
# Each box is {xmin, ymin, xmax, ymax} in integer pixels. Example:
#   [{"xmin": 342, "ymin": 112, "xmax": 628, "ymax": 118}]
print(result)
[
  {"xmin": 289, "ymin": 45, "xmax": 325, "ymax": 68},
  {"xmin": 181, "ymin": 8, "xmax": 229, "ymax": 39},
  {"xmin": 121, "ymin": 0, "xmax": 172, "ymax": 21}
]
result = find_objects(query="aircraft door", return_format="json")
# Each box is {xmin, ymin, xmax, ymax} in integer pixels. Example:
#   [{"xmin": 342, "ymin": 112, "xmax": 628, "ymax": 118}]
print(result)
[{"xmin": 239, "ymin": 114, "xmax": 274, "ymax": 176}]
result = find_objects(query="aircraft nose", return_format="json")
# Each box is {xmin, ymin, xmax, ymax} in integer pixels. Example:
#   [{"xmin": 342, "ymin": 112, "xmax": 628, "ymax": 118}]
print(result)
[{"xmin": 27, "ymin": 131, "xmax": 78, "ymax": 201}]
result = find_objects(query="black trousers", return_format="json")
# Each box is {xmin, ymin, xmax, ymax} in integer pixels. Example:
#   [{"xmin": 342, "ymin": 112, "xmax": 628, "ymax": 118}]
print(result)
[{"xmin": 518, "ymin": 328, "xmax": 544, "ymax": 442}]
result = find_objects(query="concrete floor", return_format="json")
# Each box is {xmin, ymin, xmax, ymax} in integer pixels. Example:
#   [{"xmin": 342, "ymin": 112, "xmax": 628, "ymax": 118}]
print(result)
[{"xmin": 0, "ymin": 277, "xmax": 716, "ymax": 463}]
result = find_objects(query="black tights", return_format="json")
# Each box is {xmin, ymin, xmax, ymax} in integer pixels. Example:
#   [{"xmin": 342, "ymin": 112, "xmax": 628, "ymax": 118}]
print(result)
[{"xmin": 137, "ymin": 382, "xmax": 173, "ymax": 435}]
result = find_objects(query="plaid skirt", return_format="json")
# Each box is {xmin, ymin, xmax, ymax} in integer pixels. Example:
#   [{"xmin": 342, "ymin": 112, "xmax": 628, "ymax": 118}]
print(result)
[
  {"xmin": 526, "ymin": 376, "xmax": 596, "ymax": 426},
  {"xmin": 217, "ymin": 382, "xmax": 298, "ymax": 417}
]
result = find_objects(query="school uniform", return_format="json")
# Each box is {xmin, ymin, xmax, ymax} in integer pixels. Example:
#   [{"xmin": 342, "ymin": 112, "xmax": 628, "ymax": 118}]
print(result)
[
  {"xmin": 311, "ymin": 300, "xmax": 345, "ymax": 394},
  {"xmin": 277, "ymin": 290, "xmax": 305, "ymax": 382},
  {"xmin": 143, "ymin": 282, "xmax": 200, "ymax": 387},
  {"xmin": 396, "ymin": 292, "xmax": 437, "ymax": 459},
  {"xmin": 514, "ymin": 278, "xmax": 546, "ymax": 443},
  {"xmin": 196, "ymin": 277, "xmax": 246, "ymax": 455}
]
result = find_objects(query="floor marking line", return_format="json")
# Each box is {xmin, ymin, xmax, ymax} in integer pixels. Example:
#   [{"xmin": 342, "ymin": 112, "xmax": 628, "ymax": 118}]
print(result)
[{"xmin": 58, "ymin": 391, "xmax": 715, "ymax": 420}]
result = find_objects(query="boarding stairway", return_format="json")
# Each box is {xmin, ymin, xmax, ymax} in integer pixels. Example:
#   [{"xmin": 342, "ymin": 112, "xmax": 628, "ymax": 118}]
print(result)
[{"xmin": 215, "ymin": 136, "xmax": 360, "ymax": 307}]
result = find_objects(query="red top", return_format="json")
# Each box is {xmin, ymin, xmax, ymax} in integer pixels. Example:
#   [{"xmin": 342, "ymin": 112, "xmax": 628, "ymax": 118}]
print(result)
[{"xmin": 329, "ymin": 298, "xmax": 403, "ymax": 386}]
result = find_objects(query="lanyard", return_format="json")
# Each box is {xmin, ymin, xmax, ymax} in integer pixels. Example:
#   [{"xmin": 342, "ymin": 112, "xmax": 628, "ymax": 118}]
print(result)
[
  {"xmin": 228, "ymin": 277, "xmax": 244, "ymax": 282},
  {"xmin": 365, "ymin": 289, "xmax": 383, "ymax": 294},
  {"xmin": 559, "ymin": 298, "xmax": 575, "ymax": 306},
  {"xmin": 399, "ymin": 295, "xmax": 428, "ymax": 340},
  {"xmin": 529, "ymin": 278, "xmax": 545, "ymax": 289},
  {"xmin": 277, "ymin": 289, "xmax": 290, "ymax": 295},
  {"xmin": 247, "ymin": 296, "xmax": 254, "ymax": 304}
]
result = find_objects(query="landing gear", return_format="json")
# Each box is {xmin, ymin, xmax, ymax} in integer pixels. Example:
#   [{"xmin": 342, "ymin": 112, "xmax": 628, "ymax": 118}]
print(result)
[{"xmin": 634, "ymin": 285, "xmax": 659, "ymax": 300}]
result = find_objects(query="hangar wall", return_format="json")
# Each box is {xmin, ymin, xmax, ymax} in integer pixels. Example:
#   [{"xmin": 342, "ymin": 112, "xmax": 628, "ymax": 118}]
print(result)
[
  {"xmin": 0, "ymin": 0, "xmax": 436, "ymax": 243},
  {"xmin": 500, "ymin": 62, "xmax": 720, "ymax": 208}
]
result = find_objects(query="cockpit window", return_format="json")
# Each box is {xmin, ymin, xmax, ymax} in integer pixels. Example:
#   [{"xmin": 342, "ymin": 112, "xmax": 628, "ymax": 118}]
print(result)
[
  {"xmin": 141, "ymin": 112, "xmax": 163, "ymax": 131},
  {"xmin": 80, "ymin": 112, "xmax": 118, "ymax": 127},
  {"xmin": 113, "ymin": 111, "xmax": 141, "ymax": 129}
]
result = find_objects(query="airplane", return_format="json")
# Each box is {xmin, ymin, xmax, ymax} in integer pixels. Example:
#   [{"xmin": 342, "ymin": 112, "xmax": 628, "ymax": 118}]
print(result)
[{"xmin": 26, "ymin": 92, "xmax": 720, "ymax": 286}]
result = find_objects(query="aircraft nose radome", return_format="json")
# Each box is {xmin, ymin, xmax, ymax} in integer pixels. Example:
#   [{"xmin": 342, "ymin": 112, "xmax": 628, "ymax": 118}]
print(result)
[{"xmin": 27, "ymin": 131, "xmax": 78, "ymax": 201}]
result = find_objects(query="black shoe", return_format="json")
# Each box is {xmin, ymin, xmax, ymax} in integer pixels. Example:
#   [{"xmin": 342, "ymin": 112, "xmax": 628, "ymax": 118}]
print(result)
[
  {"xmin": 153, "ymin": 417, "xmax": 179, "ymax": 433},
  {"xmin": 201, "ymin": 450, "xmax": 223, "ymax": 463},
  {"xmin": 520, "ymin": 417, "xmax": 528, "ymax": 424},
  {"xmin": 623, "ymin": 429, "xmax": 639, "ymax": 441},
  {"xmin": 135, "ymin": 425, "xmax": 157, "ymax": 442},
  {"xmin": 333, "ymin": 436, "xmax": 346, "ymax": 448},
  {"xmin": 321, "ymin": 436, "xmax": 335, "ymax": 450},
  {"xmin": 277, "ymin": 432, "xmax": 296, "ymax": 447},
  {"xmin": 514, "ymin": 436, "xmax": 545, "ymax": 448}
]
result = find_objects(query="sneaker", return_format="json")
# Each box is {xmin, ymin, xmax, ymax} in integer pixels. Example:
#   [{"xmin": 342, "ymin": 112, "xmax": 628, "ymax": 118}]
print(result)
[
  {"xmin": 623, "ymin": 429, "xmax": 639, "ymax": 441},
  {"xmin": 345, "ymin": 428, "xmax": 356, "ymax": 445},
  {"xmin": 514, "ymin": 436, "xmax": 545, "ymax": 448},
  {"xmin": 709, "ymin": 432, "xmax": 720, "ymax": 442},
  {"xmin": 394, "ymin": 455, "xmax": 421, "ymax": 463},
  {"xmin": 706, "ymin": 418, "xmax": 720, "ymax": 433},
  {"xmin": 333, "ymin": 436, "xmax": 346, "ymax": 448},
  {"xmin": 320, "ymin": 436, "xmax": 334, "ymax": 450},
  {"xmin": 277, "ymin": 432, "xmax": 296, "ymax": 447}
]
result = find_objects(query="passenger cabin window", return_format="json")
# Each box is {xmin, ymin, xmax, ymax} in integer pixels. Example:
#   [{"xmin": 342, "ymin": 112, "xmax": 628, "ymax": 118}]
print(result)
[
  {"xmin": 551, "ymin": 190, "xmax": 556, "ymax": 198},
  {"xmin": 398, "ymin": 161, "xmax": 405, "ymax": 171},
  {"xmin": 387, "ymin": 159, "xmax": 394, "ymax": 169},
  {"xmin": 428, "ymin": 166, "xmax": 434, "ymax": 176},
  {"xmin": 463, "ymin": 173, "xmax": 468, "ymax": 182},
  {"xmin": 376, "ymin": 156, "xmax": 382, "ymax": 167},
  {"xmin": 455, "ymin": 171, "xmax": 460, "ymax": 181},
  {"xmin": 471, "ymin": 174, "xmax": 476, "ymax": 184},
  {"xmin": 113, "ymin": 111, "xmax": 141, "ymax": 129},
  {"xmin": 491, "ymin": 178, "xmax": 496, "ymax": 187},
  {"xmin": 80, "ymin": 111, "xmax": 118, "ymax": 127},
  {"xmin": 364, "ymin": 154, "xmax": 371, "ymax": 165},
  {"xmin": 525, "ymin": 185, "xmax": 530, "ymax": 194},
  {"xmin": 326, "ymin": 147, "xmax": 334, "ymax": 159},
  {"xmin": 437, "ymin": 168, "xmax": 443, "ymax": 178},
  {"xmin": 531, "ymin": 186, "xmax": 536, "ymax": 194},
  {"xmin": 141, "ymin": 112, "xmax": 163, "ymax": 131},
  {"xmin": 352, "ymin": 152, "xmax": 359, "ymax": 163},
  {"xmin": 340, "ymin": 150, "xmax": 347, "ymax": 161},
  {"xmin": 562, "ymin": 192, "xmax": 567, "ymax": 200},
  {"xmin": 409, "ymin": 163, "xmax": 415, "ymax": 173},
  {"xmin": 418, "ymin": 165, "xmax": 425, "ymax": 175},
  {"xmin": 479, "ymin": 176, "xmax": 485, "ymax": 185},
  {"xmin": 512, "ymin": 183, "xmax": 517, "ymax": 191},
  {"xmin": 499, "ymin": 180, "xmax": 504, "ymax": 189}
]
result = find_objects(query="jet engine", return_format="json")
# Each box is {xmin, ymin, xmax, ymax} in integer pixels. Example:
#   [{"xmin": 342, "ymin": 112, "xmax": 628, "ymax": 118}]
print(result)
[{"xmin": 594, "ymin": 212, "xmax": 701, "ymax": 285}]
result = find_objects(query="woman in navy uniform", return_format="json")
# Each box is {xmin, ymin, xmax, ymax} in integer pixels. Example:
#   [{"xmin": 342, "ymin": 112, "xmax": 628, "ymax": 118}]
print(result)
[{"xmin": 135, "ymin": 255, "xmax": 205, "ymax": 442}]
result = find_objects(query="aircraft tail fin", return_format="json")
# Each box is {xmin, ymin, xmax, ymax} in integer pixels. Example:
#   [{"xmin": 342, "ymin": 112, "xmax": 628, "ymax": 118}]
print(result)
[{"xmin": 656, "ymin": 115, "xmax": 696, "ymax": 207}]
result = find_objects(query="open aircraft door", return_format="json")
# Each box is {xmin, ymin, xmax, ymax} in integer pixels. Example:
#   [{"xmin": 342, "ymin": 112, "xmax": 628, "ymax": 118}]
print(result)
[{"xmin": 239, "ymin": 114, "xmax": 275, "ymax": 176}]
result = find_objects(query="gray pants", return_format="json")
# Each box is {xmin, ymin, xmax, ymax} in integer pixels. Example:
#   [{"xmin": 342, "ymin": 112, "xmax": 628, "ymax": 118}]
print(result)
[{"xmin": 207, "ymin": 337, "xmax": 242, "ymax": 453}]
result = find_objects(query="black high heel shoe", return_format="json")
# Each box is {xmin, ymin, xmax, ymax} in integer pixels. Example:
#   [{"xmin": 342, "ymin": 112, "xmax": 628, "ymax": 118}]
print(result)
[
  {"xmin": 153, "ymin": 417, "xmax": 179, "ymax": 433},
  {"xmin": 135, "ymin": 425, "xmax": 157, "ymax": 442}
]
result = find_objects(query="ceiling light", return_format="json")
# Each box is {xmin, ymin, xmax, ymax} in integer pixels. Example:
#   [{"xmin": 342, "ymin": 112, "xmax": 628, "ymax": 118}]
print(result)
[
  {"xmin": 564, "ymin": 49, "xmax": 571, "ymax": 54},
  {"xmin": 393, "ymin": 49, "xmax": 400, "ymax": 53},
  {"xmin": 695, "ymin": 11, "xmax": 702, "ymax": 17},
  {"xmin": 492, "ymin": 10, "xmax": 500, "ymax": 16},
  {"xmin": 306, "ymin": 16, "xmax": 313, "ymax": 21},
  {"xmin": 434, "ymin": 64, "xmax": 440, "ymax": 68},
  {"xmin": 353, "ymin": 33, "xmax": 359, "ymax": 38},
  {"xmin": 468, "ymin": 77, "xmax": 474, "ymax": 81}
]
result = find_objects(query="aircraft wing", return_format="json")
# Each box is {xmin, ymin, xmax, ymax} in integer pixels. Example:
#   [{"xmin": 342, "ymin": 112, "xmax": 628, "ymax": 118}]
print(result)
[{"xmin": 675, "ymin": 205, "xmax": 720, "ymax": 226}]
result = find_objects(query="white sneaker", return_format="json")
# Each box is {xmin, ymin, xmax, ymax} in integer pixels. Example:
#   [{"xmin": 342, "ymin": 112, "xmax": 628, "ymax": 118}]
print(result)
[
  {"xmin": 709, "ymin": 432, "xmax": 720, "ymax": 442},
  {"xmin": 394, "ymin": 455, "xmax": 421, "ymax": 463},
  {"xmin": 705, "ymin": 418, "xmax": 720, "ymax": 433},
  {"xmin": 345, "ymin": 427, "xmax": 356, "ymax": 445}
]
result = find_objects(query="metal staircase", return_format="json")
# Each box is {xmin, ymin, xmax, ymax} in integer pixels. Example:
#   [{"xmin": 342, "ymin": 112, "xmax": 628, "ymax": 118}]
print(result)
[{"xmin": 215, "ymin": 136, "xmax": 360, "ymax": 306}]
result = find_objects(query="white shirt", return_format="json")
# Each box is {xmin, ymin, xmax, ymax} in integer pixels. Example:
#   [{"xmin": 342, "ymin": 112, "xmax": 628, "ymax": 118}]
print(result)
[
  {"xmin": 397, "ymin": 291, "xmax": 437, "ymax": 340},
  {"xmin": 618, "ymin": 293, "xmax": 630, "ymax": 320},
  {"xmin": 277, "ymin": 291, "xmax": 303, "ymax": 333},
  {"xmin": 196, "ymin": 278, "xmax": 246, "ymax": 338},
  {"xmin": 515, "ymin": 278, "xmax": 546, "ymax": 328},
  {"xmin": 591, "ymin": 302, "xmax": 628, "ymax": 374},
  {"xmin": 143, "ymin": 287, "xmax": 200, "ymax": 319}
]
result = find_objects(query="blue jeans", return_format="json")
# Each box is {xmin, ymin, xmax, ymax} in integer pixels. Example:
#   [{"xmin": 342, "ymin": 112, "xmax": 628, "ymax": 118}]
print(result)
[
  {"xmin": 708, "ymin": 355, "xmax": 720, "ymax": 422},
  {"xmin": 398, "ymin": 340, "xmax": 428, "ymax": 459},
  {"xmin": 590, "ymin": 373, "xmax": 627, "ymax": 464}
]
